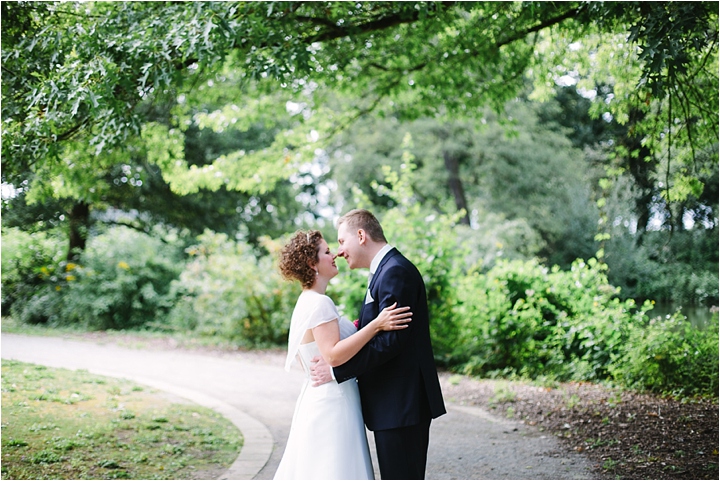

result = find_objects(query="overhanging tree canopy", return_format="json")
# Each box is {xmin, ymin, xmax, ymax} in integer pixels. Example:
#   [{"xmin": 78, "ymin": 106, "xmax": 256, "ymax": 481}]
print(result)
[{"xmin": 2, "ymin": 1, "xmax": 717, "ymax": 204}]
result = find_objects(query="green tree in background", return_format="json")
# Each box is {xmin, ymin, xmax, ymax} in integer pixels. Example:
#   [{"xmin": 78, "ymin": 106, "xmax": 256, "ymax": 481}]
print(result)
[
  {"xmin": 1, "ymin": 1, "xmax": 717, "ymax": 316},
  {"xmin": 3, "ymin": 1, "xmax": 716, "ymax": 218},
  {"xmin": 329, "ymin": 98, "xmax": 600, "ymax": 269},
  {"xmin": 2, "ymin": 40, "xmax": 311, "ymax": 258},
  {"xmin": 2, "ymin": 2, "xmax": 717, "ymax": 400}
]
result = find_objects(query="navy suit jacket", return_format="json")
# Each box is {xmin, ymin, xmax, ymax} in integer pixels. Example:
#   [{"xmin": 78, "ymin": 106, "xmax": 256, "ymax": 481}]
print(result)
[{"xmin": 333, "ymin": 248, "xmax": 446, "ymax": 431}]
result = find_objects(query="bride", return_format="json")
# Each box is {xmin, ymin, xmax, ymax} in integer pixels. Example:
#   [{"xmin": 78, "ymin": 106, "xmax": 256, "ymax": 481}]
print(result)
[{"xmin": 274, "ymin": 230, "xmax": 412, "ymax": 480}]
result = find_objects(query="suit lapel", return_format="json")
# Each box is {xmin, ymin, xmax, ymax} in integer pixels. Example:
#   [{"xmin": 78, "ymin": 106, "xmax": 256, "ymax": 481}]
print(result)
[{"xmin": 368, "ymin": 248, "xmax": 397, "ymax": 292}]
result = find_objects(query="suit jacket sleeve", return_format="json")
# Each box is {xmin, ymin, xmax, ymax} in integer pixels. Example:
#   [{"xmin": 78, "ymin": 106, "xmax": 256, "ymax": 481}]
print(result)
[{"xmin": 333, "ymin": 261, "xmax": 420, "ymax": 382}]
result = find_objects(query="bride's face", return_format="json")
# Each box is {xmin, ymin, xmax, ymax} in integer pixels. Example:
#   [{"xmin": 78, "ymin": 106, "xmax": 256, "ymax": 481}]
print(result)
[{"xmin": 315, "ymin": 239, "xmax": 338, "ymax": 279}]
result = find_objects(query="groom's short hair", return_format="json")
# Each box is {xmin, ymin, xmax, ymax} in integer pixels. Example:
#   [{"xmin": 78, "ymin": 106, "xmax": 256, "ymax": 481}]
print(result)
[{"xmin": 338, "ymin": 209, "xmax": 387, "ymax": 243}]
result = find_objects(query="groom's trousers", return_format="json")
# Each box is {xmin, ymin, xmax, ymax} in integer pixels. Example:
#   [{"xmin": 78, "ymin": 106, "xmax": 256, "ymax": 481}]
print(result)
[{"xmin": 374, "ymin": 417, "xmax": 432, "ymax": 480}]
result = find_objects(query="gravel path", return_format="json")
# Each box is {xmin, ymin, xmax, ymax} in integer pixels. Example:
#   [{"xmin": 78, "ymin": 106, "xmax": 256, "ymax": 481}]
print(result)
[{"xmin": 1, "ymin": 333, "xmax": 596, "ymax": 479}]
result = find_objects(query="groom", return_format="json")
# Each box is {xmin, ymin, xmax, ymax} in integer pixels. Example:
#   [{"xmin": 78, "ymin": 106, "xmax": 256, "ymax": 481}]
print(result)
[{"xmin": 311, "ymin": 209, "xmax": 446, "ymax": 480}]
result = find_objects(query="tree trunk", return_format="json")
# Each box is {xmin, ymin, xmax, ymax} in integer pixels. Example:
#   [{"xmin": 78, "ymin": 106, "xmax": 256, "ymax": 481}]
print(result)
[
  {"xmin": 67, "ymin": 201, "xmax": 90, "ymax": 261},
  {"xmin": 623, "ymin": 109, "xmax": 658, "ymax": 246},
  {"xmin": 443, "ymin": 150, "xmax": 471, "ymax": 225}
]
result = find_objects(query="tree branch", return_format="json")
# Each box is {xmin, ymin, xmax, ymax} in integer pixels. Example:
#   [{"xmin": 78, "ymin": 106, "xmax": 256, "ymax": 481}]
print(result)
[
  {"xmin": 43, "ymin": 4, "xmax": 103, "ymax": 19},
  {"xmin": 324, "ymin": 75, "xmax": 404, "ymax": 140},
  {"xmin": 293, "ymin": 14, "xmax": 341, "ymax": 30},
  {"xmin": 55, "ymin": 118, "xmax": 90, "ymax": 142},
  {"xmin": 359, "ymin": 5, "xmax": 575, "ymax": 79},
  {"xmin": 306, "ymin": 2, "xmax": 457, "ymax": 44},
  {"xmin": 495, "ymin": 5, "xmax": 583, "ymax": 49},
  {"xmin": 103, "ymin": 219, "xmax": 171, "ymax": 243}
]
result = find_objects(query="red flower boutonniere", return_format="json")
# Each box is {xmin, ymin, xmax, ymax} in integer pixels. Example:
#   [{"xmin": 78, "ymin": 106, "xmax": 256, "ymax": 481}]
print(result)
[{"xmin": 353, "ymin": 319, "xmax": 360, "ymax": 329}]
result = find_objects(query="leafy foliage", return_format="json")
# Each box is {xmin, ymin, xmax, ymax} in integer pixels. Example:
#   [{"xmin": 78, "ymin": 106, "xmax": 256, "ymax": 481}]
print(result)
[
  {"xmin": 605, "ymin": 228, "xmax": 719, "ymax": 307},
  {"xmin": 164, "ymin": 231, "xmax": 296, "ymax": 346},
  {"xmin": 453, "ymin": 258, "xmax": 646, "ymax": 381},
  {"xmin": 329, "ymin": 102, "xmax": 600, "ymax": 268},
  {"xmin": 4, "ymin": 199, "xmax": 717, "ymax": 397},
  {"xmin": 1, "ymin": 227, "xmax": 67, "ymax": 323},
  {"xmin": 59, "ymin": 227, "xmax": 183, "ymax": 330},
  {"xmin": 531, "ymin": 2, "xmax": 718, "ymax": 216},
  {"xmin": 2, "ymin": 1, "xmax": 717, "ymax": 398},
  {"xmin": 2, "ymin": 226, "xmax": 183, "ymax": 329},
  {"xmin": 610, "ymin": 312, "xmax": 719, "ymax": 397},
  {"xmin": 327, "ymin": 152, "xmax": 717, "ymax": 396},
  {"xmin": 3, "ymin": 1, "xmax": 716, "ymax": 204}
]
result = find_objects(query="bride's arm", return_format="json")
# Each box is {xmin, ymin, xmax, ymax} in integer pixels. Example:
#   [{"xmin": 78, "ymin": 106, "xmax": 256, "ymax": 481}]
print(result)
[{"xmin": 313, "ymin": 303, "xmax": 411, "ymax": 367}]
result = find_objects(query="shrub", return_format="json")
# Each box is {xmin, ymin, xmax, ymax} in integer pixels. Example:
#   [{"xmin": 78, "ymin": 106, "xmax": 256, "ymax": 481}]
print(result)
[
  {"xmin": 606, "ymin": 228, "xmax": 719, "ymax": 307},
  {"xmin": 60, "ymin": 226, "xmax": 183, "ymax": 330},
  {"xmin": 380, "ymin": 207, "xmax": 468, "ymax": 365},
  {"xmin": 610, "ymin": 311, "xmax": 719, "ymax": 397},
  {"xmin": 452, "ymin": 258, "xmax": 647, "ymax": 381},
  {"xmin": 1, "ymin": 227, "xmax": 67, "ymax": 324},
  {"xmin": 329, "ymin": 160, "xmax": 469, "ymax": 364},
  {"xmin": 165, "ymin": 230, "xmax": 296, "ymax": 346}
]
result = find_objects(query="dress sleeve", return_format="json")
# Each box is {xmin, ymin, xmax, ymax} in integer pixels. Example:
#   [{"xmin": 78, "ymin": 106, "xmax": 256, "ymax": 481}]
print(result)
[
  {"xmin": 306, "ymin": 295, "xmax": 340, "ymax": 329},
  {"xmin": 284, "ymin": 293, "xmax": 340, "ymax": 371}
]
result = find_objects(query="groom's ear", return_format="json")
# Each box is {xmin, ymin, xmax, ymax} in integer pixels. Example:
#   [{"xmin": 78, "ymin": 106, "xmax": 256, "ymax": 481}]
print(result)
[{"xmin": 357, "ymin": 229, "xmax": 367, "ymax": 245}]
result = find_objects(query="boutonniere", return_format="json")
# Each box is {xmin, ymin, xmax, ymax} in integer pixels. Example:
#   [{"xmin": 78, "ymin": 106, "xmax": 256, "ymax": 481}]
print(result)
[{"xmin": 353, "ymin": 319, "xmax": 360, "ymax": 329}]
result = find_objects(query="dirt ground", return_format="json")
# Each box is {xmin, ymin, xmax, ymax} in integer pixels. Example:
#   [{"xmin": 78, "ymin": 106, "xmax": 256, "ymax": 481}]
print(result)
[{"xmin": 439, "ymin": 372, "xmax": 719, "ymax": 480}]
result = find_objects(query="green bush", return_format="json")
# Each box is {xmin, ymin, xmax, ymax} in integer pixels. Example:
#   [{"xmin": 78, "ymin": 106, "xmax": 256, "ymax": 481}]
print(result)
[
  {"xmin": 1, "ymin": 227, "xmax": 67, "ymax": 324},
  {"xmin": 453, "ymin": 258, "xmax": 648, "ymax": 381},
  {"xmin": 3, "ymin": 153, "xmax": 715, "ymax": 398},
  {"xmin": 610, "ymin": 311, "xmax": 719, "ymax": 397},
  {"xmin": 60, "ymin": 227, "xmax": 183, "ymax": 330},
  {"xmin": 165, "ymin": 230, "xmax": 296, "ymax": 346},
  {"xmin": 640, "ymin": 263, "xmax": 719, "ymax": 307},
  {"xmin": 380, "ymin": 207, "xmax": 468, "ymax": 365},
  {"xmin": 329, "ymin": 161, "xmax": 468, "ymax": 364}
]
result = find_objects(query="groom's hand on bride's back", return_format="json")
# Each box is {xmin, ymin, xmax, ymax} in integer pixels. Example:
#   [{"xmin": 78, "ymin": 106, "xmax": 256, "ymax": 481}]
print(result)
[{"xmin": 310, "ymin": 356, "xmax": 333, "ymax": 387}]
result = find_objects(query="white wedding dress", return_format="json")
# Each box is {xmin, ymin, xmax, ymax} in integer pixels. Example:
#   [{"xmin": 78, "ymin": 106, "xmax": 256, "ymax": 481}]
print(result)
[{"xmin": 274, "ymin": 290, "xmax": 374, "ymax": 480}]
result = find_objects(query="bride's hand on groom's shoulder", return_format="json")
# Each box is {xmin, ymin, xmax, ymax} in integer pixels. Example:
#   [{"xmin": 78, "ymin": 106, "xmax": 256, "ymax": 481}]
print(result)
[{"xmin": 310, "ymin": 356, "xmax": 333, "ymax": 387}]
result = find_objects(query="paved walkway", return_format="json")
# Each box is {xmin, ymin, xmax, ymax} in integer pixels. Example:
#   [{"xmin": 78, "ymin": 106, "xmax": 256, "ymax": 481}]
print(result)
[{"xmin": 1, "ymin": 334, "xmax": 596, "ymax": 479}]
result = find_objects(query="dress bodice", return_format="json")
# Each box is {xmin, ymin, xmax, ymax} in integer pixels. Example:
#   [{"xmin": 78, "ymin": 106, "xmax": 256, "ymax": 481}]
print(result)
[{"xmin": 297, "ymin": 316, "xmax": 357, "ymax": 378}]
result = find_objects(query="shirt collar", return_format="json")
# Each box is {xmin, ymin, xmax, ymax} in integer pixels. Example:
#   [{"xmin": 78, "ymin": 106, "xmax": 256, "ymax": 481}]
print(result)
[{"xmin": 369, "ymin": 244, "xmax": 394, "ymax": 276}]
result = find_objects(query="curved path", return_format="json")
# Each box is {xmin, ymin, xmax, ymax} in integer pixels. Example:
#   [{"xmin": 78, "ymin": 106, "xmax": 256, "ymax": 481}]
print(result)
[{"xmin": 1, "ymin": 334, "xmax": 596, "ymax": 479}]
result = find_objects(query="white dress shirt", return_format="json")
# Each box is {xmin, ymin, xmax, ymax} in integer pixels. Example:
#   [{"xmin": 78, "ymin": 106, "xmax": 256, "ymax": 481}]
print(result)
[{"xmin": 368, "ymin": 244, "xmax": 394, "ymax": 286}]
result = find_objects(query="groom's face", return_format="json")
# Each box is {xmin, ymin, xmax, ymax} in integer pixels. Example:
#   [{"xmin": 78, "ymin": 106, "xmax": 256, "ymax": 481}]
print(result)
[{"xmin": 337, "ymin": 222, "xmax": 363, "ymax": 270}]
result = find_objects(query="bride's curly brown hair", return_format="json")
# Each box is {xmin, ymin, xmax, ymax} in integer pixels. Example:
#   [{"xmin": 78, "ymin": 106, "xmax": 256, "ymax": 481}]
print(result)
[{"xmin": 279, "ymin": 230, "xmax": 323, "ymax": 289}]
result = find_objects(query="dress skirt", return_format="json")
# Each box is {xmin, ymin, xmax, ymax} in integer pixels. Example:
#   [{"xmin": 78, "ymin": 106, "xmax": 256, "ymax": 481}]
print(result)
[{"xmin": 274, "ymin": 342, "xmax": 374, "ymax": 480}]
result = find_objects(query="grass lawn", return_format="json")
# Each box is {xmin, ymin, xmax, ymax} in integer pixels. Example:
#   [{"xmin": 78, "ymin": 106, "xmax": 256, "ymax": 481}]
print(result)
[{"xmin": 1, "ymin": 359, "xmax": 243, "ymax": 480}]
